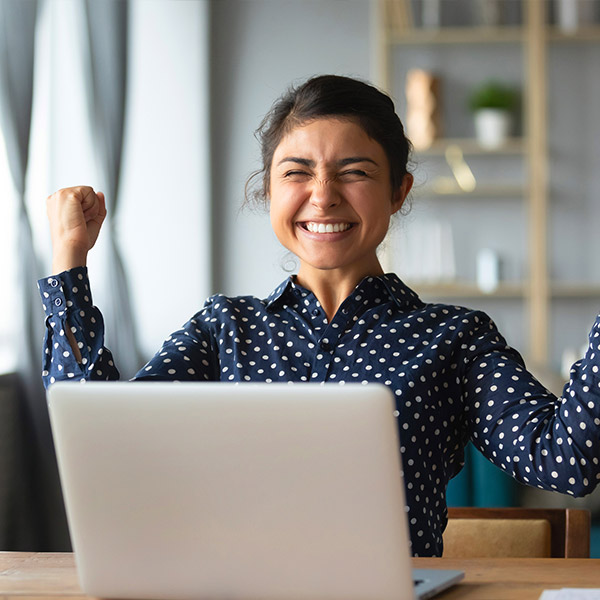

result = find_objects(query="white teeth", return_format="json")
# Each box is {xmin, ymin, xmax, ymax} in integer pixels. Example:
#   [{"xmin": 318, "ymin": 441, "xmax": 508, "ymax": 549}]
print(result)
[{"xmin": 305, "ymin": 222, "xmax": 351, "ymax": 233}]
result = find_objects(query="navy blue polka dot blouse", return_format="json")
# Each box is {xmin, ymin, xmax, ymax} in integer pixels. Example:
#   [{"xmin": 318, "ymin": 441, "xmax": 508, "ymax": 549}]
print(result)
[{"xmin": 38, "ymin": 267, "xmax": 600, "ymax": 556}]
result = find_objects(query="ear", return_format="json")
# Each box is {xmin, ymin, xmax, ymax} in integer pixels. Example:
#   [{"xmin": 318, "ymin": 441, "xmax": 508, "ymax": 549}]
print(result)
[{"xmin": 391, "ymin": 173, "xmax": 414, "ymax": 215}]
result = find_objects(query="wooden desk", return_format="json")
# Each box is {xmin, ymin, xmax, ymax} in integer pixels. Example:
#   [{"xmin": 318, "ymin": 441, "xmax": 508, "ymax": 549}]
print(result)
[
  {"xmin": 417, "ymin": 557, "xmax": 600, "ymax": 598},
  {"xmin": 1, "ymin": 552, "xmax": 599, "ymax": 599}
]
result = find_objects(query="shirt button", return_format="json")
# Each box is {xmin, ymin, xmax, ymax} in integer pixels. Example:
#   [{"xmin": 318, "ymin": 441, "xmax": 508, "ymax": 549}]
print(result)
[
  {"xmin": 320, "ymin": 341, "xmax": 331, "ymax": 352},
  {"xmin": 54, "ymin": 298, "xmax": 63, "ymax": 307},
  {"xmin": 312, "ymin": 308, "xmax": 320, "ymax": 316},
  {"xmin": 341, "ymin": 307, "xmax": 349, "ymax": 315},
  {"xmin": 49, "ymin": 278, "xmax": 59, "ymax": 288}
]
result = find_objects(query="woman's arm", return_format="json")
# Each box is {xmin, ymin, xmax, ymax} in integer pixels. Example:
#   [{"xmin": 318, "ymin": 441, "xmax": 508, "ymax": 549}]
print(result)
[
  {"xmin": 38, "ymin": 266, "xmax": 120, "ymax": 386},
  {"xmin": 40, "ymin": 186, "xmax": 222, "ymax": 387},
  {"xmin": 45, "ymin": 186, "xmax": 107, "ymax": 362},
  {"xmin": 462, "ymin": 311, "xmax": 600, "ymax": 497},
  {"xmin": 39, "ymin": 267, "xmax": 223, "ymax": 387},
  {"xmin": 40, "ymin": 186, "xmax": 120, "ymax": 386},
  {"xmin": 132, "ymin": 304, "xmax": 221, "ymax": 382}
]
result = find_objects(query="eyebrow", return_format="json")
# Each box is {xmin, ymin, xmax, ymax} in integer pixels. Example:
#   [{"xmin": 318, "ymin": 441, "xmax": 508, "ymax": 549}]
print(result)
[{"xmin": 276, "ymin": 156, "xmax": 379, "ymax": 168}]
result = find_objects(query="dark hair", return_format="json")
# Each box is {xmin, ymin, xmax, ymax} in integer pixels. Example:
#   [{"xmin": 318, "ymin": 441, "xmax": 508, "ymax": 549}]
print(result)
[{"xmin": 245, "ymin": 74, "xmax": 413, "ymax": 207}]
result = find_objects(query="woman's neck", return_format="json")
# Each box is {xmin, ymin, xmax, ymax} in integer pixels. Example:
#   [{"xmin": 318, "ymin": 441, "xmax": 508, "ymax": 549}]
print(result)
[{"xmin": 295, "ymin": 262, "xmax": 385, "ymax": 321}]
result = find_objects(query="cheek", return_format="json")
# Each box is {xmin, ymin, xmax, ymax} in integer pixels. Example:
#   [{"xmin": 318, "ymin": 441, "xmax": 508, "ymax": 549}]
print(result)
[
  {"xmin": 269, "ymin": 203, "xmax": 279, "ymax": 231},
  {"xmin": 269, "ymin": 186, "xmax": 301, "ymax": 221},
  {"xmin": 269, "ymin": 195, "xmax": 291, "ymax": 238},
  {"xmin": 269, "ymin": 202, "xmax": 298, "ymax": 254},
  {"xmin": 355, "ymin": 195, "xmax": 394, "ymax": 236}
]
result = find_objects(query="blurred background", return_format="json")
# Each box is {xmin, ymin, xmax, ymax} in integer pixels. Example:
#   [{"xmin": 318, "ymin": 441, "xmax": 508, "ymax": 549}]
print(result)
[{"xmin": 0, "ymin": 0, "xmax": 599, "ymax": 555}]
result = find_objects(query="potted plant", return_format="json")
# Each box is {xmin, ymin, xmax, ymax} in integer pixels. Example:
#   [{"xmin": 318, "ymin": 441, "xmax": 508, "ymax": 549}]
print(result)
[{"xmin": 468, "ymin": 81, "xmax": 518, "ymax": 149}]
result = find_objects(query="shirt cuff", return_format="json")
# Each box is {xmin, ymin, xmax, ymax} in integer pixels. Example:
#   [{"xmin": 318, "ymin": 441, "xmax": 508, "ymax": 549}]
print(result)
[{"xmin": 37, "ymin": 267, "xmax": 94, "ymax": 319}]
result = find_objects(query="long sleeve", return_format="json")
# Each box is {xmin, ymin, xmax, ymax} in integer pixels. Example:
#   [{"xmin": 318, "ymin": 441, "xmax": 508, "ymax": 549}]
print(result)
[
  {"xmin": 461, "ymin": 310, "xmax": 600, "ymax": 497},
  {"xmin": 38, "ymin": 267, "xmax": 120, "ymax": 387},
  {"xmin": 38, "ymin": 267, "xmax": 223, "ymax": 387},
  {"xmin": 132, "ymin": 304, "xmax": 221, "ymax": 382}
]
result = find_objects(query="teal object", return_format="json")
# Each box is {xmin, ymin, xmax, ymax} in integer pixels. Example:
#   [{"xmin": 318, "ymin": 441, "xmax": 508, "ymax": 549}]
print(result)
[
  {"xmin": 591, "ymin": 525, "xmax": 600, "ymax": 558},
  {"xmin": 447, "ymin": 443, "xmax": 517, "ymax": 507},
  {"xmin": 446, "ymin": 454, "xmax": 472, "ymax": 506}
]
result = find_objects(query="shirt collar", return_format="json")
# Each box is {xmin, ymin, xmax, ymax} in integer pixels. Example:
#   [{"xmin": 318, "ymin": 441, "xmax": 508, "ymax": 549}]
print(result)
[
  {"xmin": 378, "ymin": 273, "xmax": 424, "ymax": 310},
  {"xmin": 265, "ymin": 276, "xmax": 312, "ymax": 311},
  {"xmin": 265, "ymin": 273, "xmax": 423, "ymax": 312}
]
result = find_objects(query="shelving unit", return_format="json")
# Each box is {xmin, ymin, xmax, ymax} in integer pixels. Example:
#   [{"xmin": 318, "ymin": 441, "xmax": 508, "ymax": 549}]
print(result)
[
  {"xmin": 387, "ymin": 25, "xmax": 524, "ymax": 45},
  {"xmin": 406, "ymin": 281, "xmax": 526, "ymax": 299},
  {"xmin": 376, "ymin": 0, "xmax": 600, "ymax": 373},
  {"xmin": 417, "ymin": 137, "xmax": 525, "ymax": 155},
  {"xmin": 548, "ymin": 26, "xmax": 600, "ymax": 42},
  {"xmin": 420, "ymin": 184, "xmax": 526, "ymax": 197}
]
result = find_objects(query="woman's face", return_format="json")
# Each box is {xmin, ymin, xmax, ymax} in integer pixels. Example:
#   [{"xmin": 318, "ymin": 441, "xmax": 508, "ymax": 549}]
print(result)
[{"xmin": 269, "ymin": 117, "xmax": 412, "ymax": 282}]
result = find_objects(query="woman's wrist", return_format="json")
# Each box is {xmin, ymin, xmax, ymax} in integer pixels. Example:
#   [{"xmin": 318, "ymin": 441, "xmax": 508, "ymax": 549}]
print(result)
[{"xmin": 52, "ymin": 247, "xmax": 88, "ymax": 274}]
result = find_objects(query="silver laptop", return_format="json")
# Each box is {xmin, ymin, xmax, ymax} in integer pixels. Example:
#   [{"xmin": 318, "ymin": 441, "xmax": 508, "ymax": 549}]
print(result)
[{"xmin": 48, "ymin": 381, "xmax": 463, "ymax": 600}]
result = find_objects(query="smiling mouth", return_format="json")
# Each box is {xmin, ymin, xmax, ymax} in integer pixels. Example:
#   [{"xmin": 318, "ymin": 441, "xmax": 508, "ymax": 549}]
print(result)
[{"xmin": 300, "ymin": 222, "xmax": 355, "ymax": 233}]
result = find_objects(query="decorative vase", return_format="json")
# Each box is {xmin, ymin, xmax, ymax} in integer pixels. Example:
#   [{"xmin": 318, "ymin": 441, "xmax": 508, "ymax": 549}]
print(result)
[
  {"xmin": 474, "ymin": 109, "xmax": 512, "ymax": 149},
  {"xmin": 556, "ymin": 0, "xmax": 596, "ymax": 33},
  {"xmin": 475, "ymin": 0, "xmax": 502, "ymax": 26}
]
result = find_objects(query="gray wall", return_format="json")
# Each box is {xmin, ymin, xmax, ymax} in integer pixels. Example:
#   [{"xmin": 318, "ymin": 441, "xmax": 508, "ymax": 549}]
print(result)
[
  {"xmin": 547, "ymin": 42, "xmax": 600, "ymax": 372},
  {"xmin": 210, "ymin": 0, "xmax": 372, "ymax": 298}
]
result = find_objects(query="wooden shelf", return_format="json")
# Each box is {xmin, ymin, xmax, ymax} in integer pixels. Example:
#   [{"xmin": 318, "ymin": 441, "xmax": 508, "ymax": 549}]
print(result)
[
  {"xmin": 389, "ymin": 26, "xmax": 524, "ymax": 45},
  {"xmin": 547, "ymin": 26, "xmax": 600, "ymax": 43},
  {"xmin": 387, "ymin": 24, "xmax": 600, "ymax": 45},
  {"xmin": 417, "ymin": 184, "xmax": 525, "ymax": 198},
  {"xmin": 407, "ymin": 281, "xmax": 526, "ymax": 299},
  {"xmin": 407, "ymin": 282, "xmax": 600, "ymax": 301},
  {"xmin": 550, "ymin": 284, "xmax": 600, "ymax": 299},
  {"xmin": 415, "ymin": 138, "xmax": 526, "ymax": 156}
]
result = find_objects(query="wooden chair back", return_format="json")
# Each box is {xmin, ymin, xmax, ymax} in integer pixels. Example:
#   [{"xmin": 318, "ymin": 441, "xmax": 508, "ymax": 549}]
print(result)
[{"xmin": 444, "ymin": 507, "xmax": 590, "ymax": 558}]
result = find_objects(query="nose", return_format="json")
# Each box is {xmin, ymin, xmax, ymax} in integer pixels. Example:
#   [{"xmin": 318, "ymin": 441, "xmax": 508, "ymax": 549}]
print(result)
[{"xmin": 310, "ymin": 179, "xmax": 340, "ymax": 210}]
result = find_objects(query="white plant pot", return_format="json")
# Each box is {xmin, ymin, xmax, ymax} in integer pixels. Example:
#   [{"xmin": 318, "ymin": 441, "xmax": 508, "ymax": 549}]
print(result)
[{"xmin": 474, "ymin": 109, "xmax": 512, "ymax": 149}]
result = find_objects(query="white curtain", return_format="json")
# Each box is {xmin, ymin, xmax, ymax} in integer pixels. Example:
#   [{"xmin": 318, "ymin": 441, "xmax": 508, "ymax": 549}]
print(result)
[
  {"xmin": 0, "ymin": 0, "xmax": 213, "ymax": 549},
  {"xmin": 0, "ymin": 0, "xmax": 41, "ymax": 383},
  {"xmin": 0, "ymin": 0, "xmax": 70, "ymax": 550},
  {"xmin": 81, "ymin": 0, "xmax": 143, "ymax": 378}
]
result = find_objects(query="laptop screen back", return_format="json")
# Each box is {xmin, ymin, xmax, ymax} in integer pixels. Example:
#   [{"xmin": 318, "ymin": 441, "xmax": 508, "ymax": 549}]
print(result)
[{"xmin": 48, "ymin": 382, "xmax": 416, "ymax": 600}]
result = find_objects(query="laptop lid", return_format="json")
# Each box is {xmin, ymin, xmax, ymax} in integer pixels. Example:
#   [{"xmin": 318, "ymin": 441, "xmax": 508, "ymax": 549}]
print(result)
[{"xmin": 48, "ymin": 381, "xmax": 462, "ymax": 600}]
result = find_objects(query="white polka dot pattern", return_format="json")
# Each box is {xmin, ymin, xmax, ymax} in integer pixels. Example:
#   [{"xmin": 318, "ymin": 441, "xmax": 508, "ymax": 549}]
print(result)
[{"xmin": 38, "ymin": 267, "xmax": 600, "ymax": 556}]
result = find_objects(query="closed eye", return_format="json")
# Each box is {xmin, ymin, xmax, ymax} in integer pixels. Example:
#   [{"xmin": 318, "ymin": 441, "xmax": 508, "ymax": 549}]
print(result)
[
  {"xmin": 283, "ymin": 170, "xmax": 311, "ymax": 179},
  {"xmin": 339, "ymin": 169, "xmax": 369, "ymax": 179}
]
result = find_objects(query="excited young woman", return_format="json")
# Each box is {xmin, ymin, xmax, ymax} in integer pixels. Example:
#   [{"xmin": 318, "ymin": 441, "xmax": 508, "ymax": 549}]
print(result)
[{"xmin": 39, "ymin": 75, "xmax": 600, "ymax": 556}]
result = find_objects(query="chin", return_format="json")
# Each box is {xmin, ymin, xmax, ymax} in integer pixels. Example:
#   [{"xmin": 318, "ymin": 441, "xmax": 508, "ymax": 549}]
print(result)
[{"xmin": 300, "ymin": 257, "xmax": 356, "ymax": 273}]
